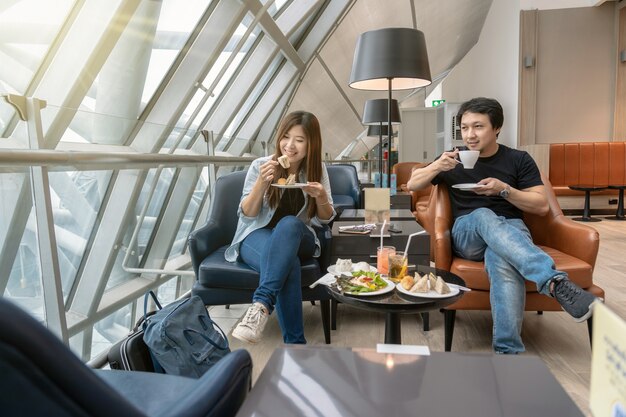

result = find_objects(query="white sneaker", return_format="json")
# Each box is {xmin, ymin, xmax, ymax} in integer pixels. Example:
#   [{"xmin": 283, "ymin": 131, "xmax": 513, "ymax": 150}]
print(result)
[{"xmin": 232, "ymin": 302, "xmax": 269, "ymax": 344}]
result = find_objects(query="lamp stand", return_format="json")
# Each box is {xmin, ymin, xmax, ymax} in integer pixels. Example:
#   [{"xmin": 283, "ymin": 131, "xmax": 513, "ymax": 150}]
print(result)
[
  {"xmin": 378, "ymin": 122, "xmax": 383, "ymax": 187},
  {"xmin": 387, "ymin": 78, "xmax": 393, "ymax": 188}
]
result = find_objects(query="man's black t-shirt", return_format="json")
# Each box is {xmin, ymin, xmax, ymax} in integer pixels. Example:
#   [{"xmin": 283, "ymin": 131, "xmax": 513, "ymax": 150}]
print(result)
[{"xmin": 432, "ymin": 145, "xmax": 542, "ymax": 220}]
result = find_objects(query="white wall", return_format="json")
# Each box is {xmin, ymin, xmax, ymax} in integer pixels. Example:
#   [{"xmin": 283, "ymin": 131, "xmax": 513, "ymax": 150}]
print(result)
[{"xmin": 441, "ymin": 1, "xmax": 521, "ymax": 148}]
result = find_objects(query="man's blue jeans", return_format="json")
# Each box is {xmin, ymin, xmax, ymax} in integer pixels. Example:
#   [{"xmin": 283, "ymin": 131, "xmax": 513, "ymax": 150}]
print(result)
[
  {"xmin": 239, "ymin": 216, "xmax": 316, "ymax": 344},
  {"xmin": 451, "ymin": 208, "xmax": 564, "ymax": 354}
]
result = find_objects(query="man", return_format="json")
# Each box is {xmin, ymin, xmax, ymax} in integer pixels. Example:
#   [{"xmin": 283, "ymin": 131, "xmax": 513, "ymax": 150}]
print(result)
[{"xmin": 407, "ymin": 97, "xmax": 598, "ymax": 354}]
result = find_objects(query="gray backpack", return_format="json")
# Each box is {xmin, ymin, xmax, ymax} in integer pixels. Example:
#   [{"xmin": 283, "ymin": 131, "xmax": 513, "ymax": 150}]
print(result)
[{"xmin": 142, "ymin": 292, "xmax": 230, "ymax": 378}]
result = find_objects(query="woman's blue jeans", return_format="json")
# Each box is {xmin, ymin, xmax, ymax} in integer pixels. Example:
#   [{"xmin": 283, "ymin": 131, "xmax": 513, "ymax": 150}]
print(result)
[
  {"xmin": 451, "ymin": 208, "xmax": 564, "ymax": 354},
  {"xmin": 239, "ymin": 216, "xmax": 316, "ymax": 344}
]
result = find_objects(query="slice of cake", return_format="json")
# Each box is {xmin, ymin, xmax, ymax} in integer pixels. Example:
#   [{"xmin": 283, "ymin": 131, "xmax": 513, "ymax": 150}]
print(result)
[
  {"xmin": 278, "ymin": 155, "xmax": 290, "ymax": 168},
  {"xmin": 434, "ymin": 275, "xmax": 451, "ymax": 294},
  {"xmin": 335, "ymin": 258, "xmax": 352, "ymax": 273},
  {"xmin": 285, "ymin": 173, "xmax": 296, "ymax": 185},
  {"xmin": 354, "ymin": 261, "xmax": 371, "ymax": 272}
]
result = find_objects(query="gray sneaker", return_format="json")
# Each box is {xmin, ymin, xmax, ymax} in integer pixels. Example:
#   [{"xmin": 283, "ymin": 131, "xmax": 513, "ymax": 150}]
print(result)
[
  {"xmin": 552, "ymin": 277, "xmax": 597, "ymax": 322},
  {"xmin": 232, "ymin": 302, "xmax": 269, "ymax": 344}
]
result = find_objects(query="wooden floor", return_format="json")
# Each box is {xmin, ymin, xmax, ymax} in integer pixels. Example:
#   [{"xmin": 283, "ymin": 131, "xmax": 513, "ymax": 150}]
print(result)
[{"xmin": 220, "ymin": 217, "xmax": 626, "ymax": 416}]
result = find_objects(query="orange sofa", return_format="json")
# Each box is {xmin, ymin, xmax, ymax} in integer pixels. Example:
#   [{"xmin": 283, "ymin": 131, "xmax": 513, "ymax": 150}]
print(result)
[{"xmin": 549, "ymin": 142, "xmax": 626, "ymax": 196}]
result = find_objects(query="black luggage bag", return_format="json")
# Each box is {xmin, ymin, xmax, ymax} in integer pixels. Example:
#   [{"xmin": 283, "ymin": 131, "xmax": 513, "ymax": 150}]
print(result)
[{"xmin": 107, "ymin": 313, "xmax": 155, "ymax": 372}]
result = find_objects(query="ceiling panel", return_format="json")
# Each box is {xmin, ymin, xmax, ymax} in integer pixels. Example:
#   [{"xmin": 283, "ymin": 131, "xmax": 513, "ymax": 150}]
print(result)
[{"xmin": 289, "ymin": 58, "xmax": 364, "ymax": 158}]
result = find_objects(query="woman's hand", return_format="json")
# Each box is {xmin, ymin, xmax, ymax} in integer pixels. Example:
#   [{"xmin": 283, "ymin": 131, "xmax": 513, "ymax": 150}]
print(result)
[
  {"xmin": 302, "ymin": 182, "xmax": 327, "ymax": 201},
  {"xmin": 257, "ymin": 158, "xmax": 279, "ymax": 186}
]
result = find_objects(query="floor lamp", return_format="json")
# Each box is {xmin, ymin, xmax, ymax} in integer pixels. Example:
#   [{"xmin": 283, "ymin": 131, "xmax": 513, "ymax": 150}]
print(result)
[
  {"xmin": 362, "ymin": 99, "xmax": 400, "ymax": 187},
  {"xmin": 350, "ymin": 28, "xmax": 432, "ymax": 187}
]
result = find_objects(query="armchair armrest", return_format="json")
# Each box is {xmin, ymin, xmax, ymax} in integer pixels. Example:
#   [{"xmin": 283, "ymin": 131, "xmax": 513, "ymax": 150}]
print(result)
[
  {"xmin": 187, "ymin": 221, "xmax": 228, "ymax": 277},
  {"xmin": 433, "ymin": 212, "xmax": 453, "ymax": 271},
  {"xmin": 534, "ymin": 213, "xmax": 599, "ymax": 269}
]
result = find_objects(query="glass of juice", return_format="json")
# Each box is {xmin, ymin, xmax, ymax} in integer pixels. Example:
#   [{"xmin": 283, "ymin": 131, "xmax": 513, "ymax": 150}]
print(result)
[
  {"xmin": 377, "ymin": 246, "xmax": 395, "ymax": 275},
  {"xmin": 388, "ymin": 251, "xmax": 408, "ymax": 283}
]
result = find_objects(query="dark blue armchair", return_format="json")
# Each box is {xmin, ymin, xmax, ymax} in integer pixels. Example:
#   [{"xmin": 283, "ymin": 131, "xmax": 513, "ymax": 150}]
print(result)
[
  {"xmin": 326, "ymin": 164, "xmax": 361, "ymax": 213},
  {"xmin": 0, "ymin": 297, "xmax": 252, "ymax": 417},
  {"xmin": 187, "ymin": 170, "xmax": 332, "ymax": 344}
]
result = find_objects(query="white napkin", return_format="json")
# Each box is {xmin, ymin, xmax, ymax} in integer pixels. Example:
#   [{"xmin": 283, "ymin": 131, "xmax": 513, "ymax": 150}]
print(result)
[{"xmin": 309, "ymin": 273, "xmax": 336, "ymax": 288}]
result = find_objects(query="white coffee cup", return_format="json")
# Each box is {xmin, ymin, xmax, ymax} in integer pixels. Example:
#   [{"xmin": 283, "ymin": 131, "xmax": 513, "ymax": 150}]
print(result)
[{"xmin": 458, "ymin": 150, "xmax": 479, "ymax": 169}]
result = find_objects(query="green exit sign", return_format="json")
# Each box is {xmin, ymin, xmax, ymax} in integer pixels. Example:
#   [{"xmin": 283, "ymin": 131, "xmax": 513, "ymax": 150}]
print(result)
[{"xmin": 432, "ymin": 99, "xmax": 446, "ymax": 107}]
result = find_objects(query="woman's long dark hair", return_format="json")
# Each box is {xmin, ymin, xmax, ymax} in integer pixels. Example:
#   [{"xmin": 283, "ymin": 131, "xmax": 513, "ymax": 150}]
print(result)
[{"xmin": 268, "ymin": 111, "xmax": 322, "ymax": 220}]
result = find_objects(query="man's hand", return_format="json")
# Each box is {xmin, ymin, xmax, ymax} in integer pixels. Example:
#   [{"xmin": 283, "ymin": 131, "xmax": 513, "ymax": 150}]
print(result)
[
  {"xmin": 473, "ymin": 177, "xmax": 507, "ymax": 196},
  {"xmin": 408, "ymin": 150, "xmax": 459, "ymax": 191},
  {"xmin": 433, "ymin": 149, "xmax": 461, "ymax": 172}
]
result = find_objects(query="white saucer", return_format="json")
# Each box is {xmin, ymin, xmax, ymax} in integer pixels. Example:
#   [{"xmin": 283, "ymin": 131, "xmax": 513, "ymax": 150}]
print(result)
[
  {"xmin": 271, "ymin": 183, "xmax": 307, "ymax": 189},
  {"xmin": 452, "ymin": 183, "xmax": 484, "ymax": 191}
]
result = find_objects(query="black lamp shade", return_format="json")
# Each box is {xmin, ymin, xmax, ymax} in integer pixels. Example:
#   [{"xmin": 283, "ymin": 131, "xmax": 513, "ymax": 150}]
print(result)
[
  {"xmin": 362, "ymin": 99, "xmax": 401, "ymax": 125},
  {"xmin": 367, "ymin": 125, "xmax": 396, "ymax": 137},
  {"xmin": 349, "ymin": 27, "xmax": 432, "ymax": 90}
]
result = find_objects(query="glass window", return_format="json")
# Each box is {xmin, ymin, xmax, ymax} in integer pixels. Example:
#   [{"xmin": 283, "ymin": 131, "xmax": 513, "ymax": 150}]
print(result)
[
  {"xmin": 169, "ymin": 174, "xmax": 208, "ymax": 257},
  {"xmin": 190, "ymin": 14, "xmax": 259, "ymax": 126},
  {"xmin": 0, "ymin": 0, "xmax": 74, "ymax": 136},
  {"xmin": 49, "ymin": 170, "xmax": 111, "ymax": 296}
]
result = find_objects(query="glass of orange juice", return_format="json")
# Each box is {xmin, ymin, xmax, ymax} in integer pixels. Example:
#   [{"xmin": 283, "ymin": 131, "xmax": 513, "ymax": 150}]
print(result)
[{"xmin": 377, "ymin": 246, "xmax": 395, "ymax": 275}]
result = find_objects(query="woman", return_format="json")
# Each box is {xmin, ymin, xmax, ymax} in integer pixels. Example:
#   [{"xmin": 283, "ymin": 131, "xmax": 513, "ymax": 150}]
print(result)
[{"xmin": 225, "ymin": 111, "xmax": 335, "ymax": 344}]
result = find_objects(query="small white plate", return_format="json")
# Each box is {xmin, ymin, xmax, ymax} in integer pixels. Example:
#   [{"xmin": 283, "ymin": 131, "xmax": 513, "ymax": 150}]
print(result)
[
  {"xmin": 342, "ymin": 278, "xmax": 395, "ymax": 296},
  {"xmin": 396, "ymin": 282, "xmax": 460, "ymax": 299},
  {"xmin": 451, "ymin": 183, "xmax": 484, "ymax": 191},
  {"xmin": 327, "ymin": 264, "xmax": 378, "ymax": 276},
  {"xmin": 271, "ymin": 183, "xmax": 308, "ymax": 189}
]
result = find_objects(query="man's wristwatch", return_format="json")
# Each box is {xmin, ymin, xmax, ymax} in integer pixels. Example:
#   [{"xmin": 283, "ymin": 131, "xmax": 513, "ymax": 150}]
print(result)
[{"xmin": 499, "ymin": 184, "xmax": 511, "ymax": 199}]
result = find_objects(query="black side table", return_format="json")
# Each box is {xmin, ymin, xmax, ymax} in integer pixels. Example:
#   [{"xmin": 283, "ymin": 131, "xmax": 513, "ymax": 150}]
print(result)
[
  {"xmin": 605, "ymin": 185, "xmax": 626, "ymax": 220},
  {"xmin": 326, "ymin": 265, "xmax": 465, "ymax": 344},
  {"xmin": 568, "ymin": 184, "xmax": 607, "ymax": 222}
]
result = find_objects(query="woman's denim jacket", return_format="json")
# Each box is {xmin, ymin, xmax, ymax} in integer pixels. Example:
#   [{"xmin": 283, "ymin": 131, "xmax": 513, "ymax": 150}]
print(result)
[{"xmin": 225, "ymin": 156, "xmax": 336, "ymax": 262}]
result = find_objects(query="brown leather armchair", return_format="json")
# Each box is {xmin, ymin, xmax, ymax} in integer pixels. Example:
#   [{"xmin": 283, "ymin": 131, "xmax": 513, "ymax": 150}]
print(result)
[
  {"xmin": 416, "ymin": 173, "xmax": 605, "ymax": 351},
  {"xmin": 392, "ymin": 162, "xmax": 431, "ymax": 212}
]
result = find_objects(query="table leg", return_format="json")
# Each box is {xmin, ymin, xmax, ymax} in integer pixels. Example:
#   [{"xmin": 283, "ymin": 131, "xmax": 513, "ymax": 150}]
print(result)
[
  {"xmin": 573, "ymin": 190, "xmax": 601, "ymax": 222},
  {"xmin": 384, "ymin": 312, "xmax": 401, "ymax": 344},
  {"xmin": 605, "ymin": 188, "xmax": 626, "ymax": 220}
]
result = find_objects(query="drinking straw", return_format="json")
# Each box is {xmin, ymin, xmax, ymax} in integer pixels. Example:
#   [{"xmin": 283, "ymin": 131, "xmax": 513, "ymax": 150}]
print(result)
[
  {"xmin": 379, "ymin": 219, "xmax": 387, "ymax": 250},
  {"xmin": 403, "ymin": 230, "xmax": 428, "ymax": 258}
]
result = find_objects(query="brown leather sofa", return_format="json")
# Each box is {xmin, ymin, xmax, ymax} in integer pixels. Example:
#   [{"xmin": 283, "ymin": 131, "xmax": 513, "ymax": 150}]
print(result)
[
  {"xmin": 416, "ymin": 173, "xmax": 605, "ymax": 351},
  {"xmin": 549, "ymin": 142, "xmax": 625, "ymax": 196},
  {"xmin": 392, "ymin": 162, "xmax": 431, "ymax": 212}
]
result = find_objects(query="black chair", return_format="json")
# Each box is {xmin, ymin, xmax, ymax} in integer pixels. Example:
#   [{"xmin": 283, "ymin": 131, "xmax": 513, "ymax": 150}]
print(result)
[
  {"xmin": 326, "ymin": 164, "xmax": 361, "ymax": 214},
  {"xmin": 0, "ymin": 297, "xmax": 252, "ymax": 417},
  {"xmin": 188, "ymin": 170, "xmax": 332, "ymax": 344}
]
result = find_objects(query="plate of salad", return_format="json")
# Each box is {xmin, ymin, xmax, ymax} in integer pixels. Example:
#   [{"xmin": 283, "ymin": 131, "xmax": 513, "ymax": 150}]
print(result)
[{"xmin": 335, "ymin": 271, "xmax": 395, "ymax": 296}]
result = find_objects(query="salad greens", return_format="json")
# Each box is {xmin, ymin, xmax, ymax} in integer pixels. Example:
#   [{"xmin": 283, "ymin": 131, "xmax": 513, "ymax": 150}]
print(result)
[{"xmin": 336, "ymin": 270, "xmax": 387, "ymax": 293}]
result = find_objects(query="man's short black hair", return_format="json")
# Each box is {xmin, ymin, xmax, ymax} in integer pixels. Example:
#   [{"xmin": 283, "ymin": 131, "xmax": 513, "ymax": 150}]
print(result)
[{"xmin": 457, "ymin": 97, "xmax": 504, "ymax": 132}]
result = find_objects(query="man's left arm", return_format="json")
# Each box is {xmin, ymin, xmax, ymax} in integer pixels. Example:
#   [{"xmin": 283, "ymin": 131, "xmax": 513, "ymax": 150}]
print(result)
[{"xmin": 474, "ymin": 178, "xmax": 549, "ymax": 215}]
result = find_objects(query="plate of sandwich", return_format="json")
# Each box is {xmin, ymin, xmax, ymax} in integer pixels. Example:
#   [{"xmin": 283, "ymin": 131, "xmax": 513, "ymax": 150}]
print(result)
[{"xmin": 396, "ymin": 272, "xmax": 459, "ymax": 299}]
